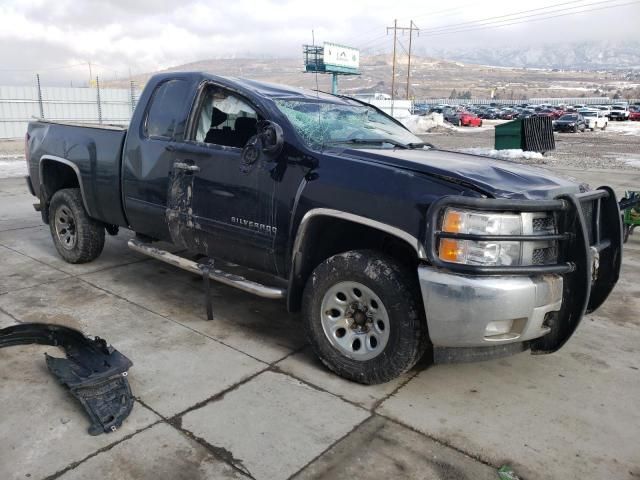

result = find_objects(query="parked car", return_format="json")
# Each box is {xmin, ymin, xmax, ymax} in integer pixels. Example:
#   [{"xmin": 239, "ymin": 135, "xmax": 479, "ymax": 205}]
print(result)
[
  {"xmin": 579, "ymin": 109, "xmax": 608, "ymax": 130},
  {"xmin": 610, "ymin": 105, "xmax": 630, "ymax": 121},
  {"xmin": 24, "ymin": 72, "xmax": 622, "ymax": 384},
  {"xmin": 629, "ymin": 106, "xmax": 640, "ymax": 121},
  {"xmin": 597, "ymin": 106, "xmax": 612, "ymax": 118},
  {"xmin": 443, "ymin": 107, "xmax": 462, "ymax": 124},
  {"xmin": 458, "ymin": 111, "xmax": 483, "ymax": 127},
  {"xmin": 554, "ymin": 113, "xmax": 586, "ymax": 132}
]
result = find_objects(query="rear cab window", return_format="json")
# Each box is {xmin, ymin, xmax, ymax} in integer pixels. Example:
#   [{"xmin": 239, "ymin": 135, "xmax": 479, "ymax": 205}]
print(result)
[{"xmin": 144, "ymin": 79, "xmax": 192, "ymax": 139}]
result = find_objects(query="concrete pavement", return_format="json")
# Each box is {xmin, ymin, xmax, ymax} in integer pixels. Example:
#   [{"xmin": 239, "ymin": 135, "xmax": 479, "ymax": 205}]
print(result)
[{"xmin": 0, "ymin": 172, "xmax": 638, "ymax": 480}]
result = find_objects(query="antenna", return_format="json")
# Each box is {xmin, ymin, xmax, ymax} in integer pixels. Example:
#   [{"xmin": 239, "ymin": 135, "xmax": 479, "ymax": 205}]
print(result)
[{"xmin": 312, "ymin": 29, "xmax": 323, "ymax": 151}]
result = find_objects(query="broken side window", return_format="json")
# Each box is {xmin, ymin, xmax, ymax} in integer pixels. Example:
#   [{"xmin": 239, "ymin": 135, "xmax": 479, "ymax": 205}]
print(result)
[{"xmin": 194, "ymin": 87, "xmax": 260, "ymax": 149}]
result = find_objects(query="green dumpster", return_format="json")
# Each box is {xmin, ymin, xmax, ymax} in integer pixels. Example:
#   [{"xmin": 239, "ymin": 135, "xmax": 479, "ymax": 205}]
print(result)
[
  {"xmin": 495, "ymin": 117, "xmax": 555, "ymax": 153},
  {"xmin": 495, "ymin": 119, "xmax": 523, "ymax": 150}
]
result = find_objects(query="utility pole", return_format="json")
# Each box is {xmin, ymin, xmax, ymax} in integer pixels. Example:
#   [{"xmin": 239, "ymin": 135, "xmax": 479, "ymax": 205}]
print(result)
[
  {"xmin": 387, "ymin": 20, "xmax": 397, "ymax": 101},
  {"xmin": 88, "ymin": 61, "xmax": 93, "ymax": 86},
  {"xmin": 406, "ymin": 21, "xmax": 419, "ymax": 99},
  {"xmin": 387, "ymin": 19, "xmax": 398, "ymax": 115},
  {"xmin": 387, "ymin": 20, "xmax": 420, "ymax": 108}
]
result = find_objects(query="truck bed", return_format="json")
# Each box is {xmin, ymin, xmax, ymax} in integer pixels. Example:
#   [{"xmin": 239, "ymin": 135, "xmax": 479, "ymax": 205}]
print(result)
[{"xmin": 27, "ymin": 120, "xmax": 129, "ymax": 227}]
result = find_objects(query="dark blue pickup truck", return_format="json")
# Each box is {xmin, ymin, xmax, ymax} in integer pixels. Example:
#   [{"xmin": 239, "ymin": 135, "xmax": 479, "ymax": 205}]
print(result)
[{"xmin": 25, "ymin": 72, "xmax": 622, "ymax": 384}]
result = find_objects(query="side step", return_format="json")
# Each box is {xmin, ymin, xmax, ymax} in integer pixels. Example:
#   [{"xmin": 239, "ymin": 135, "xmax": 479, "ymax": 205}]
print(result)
[{"xmin": 128, "ymin": 239, "xmax": 286, "ymax": 300}]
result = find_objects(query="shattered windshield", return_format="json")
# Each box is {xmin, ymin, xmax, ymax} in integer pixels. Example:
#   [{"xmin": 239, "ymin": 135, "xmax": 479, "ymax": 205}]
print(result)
[{"xmin": 274, "ymin": 99, "xmax": 425, "ymax": 150}]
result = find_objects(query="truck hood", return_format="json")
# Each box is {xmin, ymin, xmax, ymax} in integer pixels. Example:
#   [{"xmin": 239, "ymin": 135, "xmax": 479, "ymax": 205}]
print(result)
[{"xmin": 341, "ymin": 147, "xmax": 583, "ymax": 199}]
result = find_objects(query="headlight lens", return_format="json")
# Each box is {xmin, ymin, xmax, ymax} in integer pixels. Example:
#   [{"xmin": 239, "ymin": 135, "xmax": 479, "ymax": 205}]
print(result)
[
  {"xmin": 439, "ymin": 209, "xmax": 523, "ymax": 266},
  {"xmin": 437, "ymin": 208, "xmax": 562, "ymax": 267}
]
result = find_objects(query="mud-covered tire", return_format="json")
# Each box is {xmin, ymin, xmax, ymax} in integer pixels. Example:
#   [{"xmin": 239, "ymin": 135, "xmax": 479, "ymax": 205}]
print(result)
[
  {"xmin": 302, "ymin": 250, "xmax": 428, "ymax": 384},
  {"xmin": 49, "ymin": 188, "xmax": 105, "ymax": 263}
]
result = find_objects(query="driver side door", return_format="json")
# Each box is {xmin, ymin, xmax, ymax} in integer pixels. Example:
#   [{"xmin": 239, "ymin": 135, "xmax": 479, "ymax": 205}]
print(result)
[{"xmin": 166, "ymin": 84, "xmax": 277, "ymax": 272}]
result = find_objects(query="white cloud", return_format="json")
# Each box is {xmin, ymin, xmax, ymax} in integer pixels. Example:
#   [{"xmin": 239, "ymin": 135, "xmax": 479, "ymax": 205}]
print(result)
[{"xmin": 0, "ymin": 0, "xmax": 638, "ymax": 85}]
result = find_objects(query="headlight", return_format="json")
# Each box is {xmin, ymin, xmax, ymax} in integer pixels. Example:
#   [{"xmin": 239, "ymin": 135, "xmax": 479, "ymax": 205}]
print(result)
[
  {"xmin": 439, "ymin": 209, "xmax": 522, "ymax": 266},
  {"xmin": 438, "ymin": 208, "xmax": 557, "ymax": 267}
]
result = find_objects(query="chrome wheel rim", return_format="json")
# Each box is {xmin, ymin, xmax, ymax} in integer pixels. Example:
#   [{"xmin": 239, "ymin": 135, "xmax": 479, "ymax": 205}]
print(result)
[
  {"xmin": 54, "ymin": 206, "xmax": 77, "ymax": 250},
  {"xmin": 320, "ymin": 281, "xmax": 390, "ymax": 361}
]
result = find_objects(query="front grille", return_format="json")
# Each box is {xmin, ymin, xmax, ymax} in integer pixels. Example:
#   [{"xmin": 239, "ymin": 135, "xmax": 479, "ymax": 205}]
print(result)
[
  {"xmin": 532, "ymin": 245, "xmax": 558, "ymax": 265},
  {"xmin": 532, "ymin": 215, "xmax": 555, "ymax": 233}
]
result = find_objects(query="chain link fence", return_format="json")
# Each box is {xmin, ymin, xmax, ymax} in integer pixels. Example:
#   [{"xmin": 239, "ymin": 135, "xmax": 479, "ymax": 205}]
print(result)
[{"xmin": 0, "ymin": 76, "xmax": 141, "ymax": 139}]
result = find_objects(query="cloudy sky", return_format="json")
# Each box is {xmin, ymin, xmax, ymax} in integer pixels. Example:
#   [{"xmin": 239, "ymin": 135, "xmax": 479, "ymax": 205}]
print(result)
[{"xmin": 1, "ymin": 0, "xmax": 638, "ymax": 85}]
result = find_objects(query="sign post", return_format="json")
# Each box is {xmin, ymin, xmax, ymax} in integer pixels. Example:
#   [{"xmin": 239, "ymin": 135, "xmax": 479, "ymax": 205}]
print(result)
[{"xmin": 303, "ymin": 42, "xmax": 360, "ymax": 94}]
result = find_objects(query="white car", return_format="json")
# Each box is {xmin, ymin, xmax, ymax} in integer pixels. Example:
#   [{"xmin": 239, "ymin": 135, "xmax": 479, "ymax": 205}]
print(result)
[
  {"xmin": 610, "ymin": 105, "xmax": 630, "ymax": 121},
  {"xmin": 579, "ymin": 109, "xmax": 608, "ymax": 130},
  {"xmin": 597, "ymin": 105, "xmax": 612, "ymax": 118}
]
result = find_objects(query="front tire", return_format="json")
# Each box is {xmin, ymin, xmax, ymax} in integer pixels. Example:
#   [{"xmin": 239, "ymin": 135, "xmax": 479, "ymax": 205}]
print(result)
[
  {"xmin": 49, "ymin": 188, "xmax": 105, "ymax": 263},
  {"xmin": 302, "ymin": 250, "xmax": 428, "ymax": 384}
]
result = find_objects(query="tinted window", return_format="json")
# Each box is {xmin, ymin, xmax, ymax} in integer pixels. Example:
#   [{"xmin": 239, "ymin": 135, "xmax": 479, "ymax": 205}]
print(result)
[{"xmin": 145, "ymin": 79, "xmax": 191, "ymax": 139}]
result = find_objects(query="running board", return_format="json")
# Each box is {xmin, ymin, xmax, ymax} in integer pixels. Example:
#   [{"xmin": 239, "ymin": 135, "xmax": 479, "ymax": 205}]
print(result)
[{"xmin": 128, "ymin": 239, "xmax": 286, "ymax": 300}]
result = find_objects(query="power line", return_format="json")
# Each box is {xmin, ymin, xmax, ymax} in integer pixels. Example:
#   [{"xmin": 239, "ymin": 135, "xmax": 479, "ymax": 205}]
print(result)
[
  {"xmin": 418, "ymin": 0, "xmax": 587, "ymax": 34},
  {"xmin": 0, "ymin": 62, "xmax": 87, "ymax": 72},
  {"xmin": 417, "ymin": 0, "xmax": 639, "ymax": 37}
]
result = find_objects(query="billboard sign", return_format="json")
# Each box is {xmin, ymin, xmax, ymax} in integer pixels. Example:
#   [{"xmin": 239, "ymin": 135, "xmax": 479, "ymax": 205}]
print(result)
[{"xmin": 323, "ymin": 42, "xmax": 359, "ymax": 72}]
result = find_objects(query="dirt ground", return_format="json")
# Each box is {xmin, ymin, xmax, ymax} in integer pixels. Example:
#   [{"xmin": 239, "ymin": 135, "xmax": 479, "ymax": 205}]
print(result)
[
  {"xmin": 420, "ymin": 120, "xmax": 640, "ymax": 171},
  {"xmin": 0, "ymin": 126, "xmax": 639, "ymax": 480}
]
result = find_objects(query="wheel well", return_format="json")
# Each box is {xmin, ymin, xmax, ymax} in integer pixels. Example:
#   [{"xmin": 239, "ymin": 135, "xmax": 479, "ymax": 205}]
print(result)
[
  {"xmin": 287, "ymin": 216, "xmax": 419, "ymax": 311},
  {"xmin": 39, "ymin": 160, "xmax": 80, "ymax": 223}
]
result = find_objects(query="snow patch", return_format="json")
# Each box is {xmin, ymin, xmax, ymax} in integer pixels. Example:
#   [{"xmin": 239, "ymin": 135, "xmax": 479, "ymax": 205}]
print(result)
[
  {"xmin": 607, "ymin": 122, "xmax": 640, "ymax": 136},
  {"xmin": 401, "ymin": 113, "xmax": 445, "ymax": 134},
  {"xmin": 618, "ymin": 158, "xmax": 640, "ymax": 169},
  {"xmin": 0, "ymin": 155, "xmax": 27, "ymax": 178},
  {"xmin": 460, "ymin": 148, "xmax": 545, "ymax": 161}
]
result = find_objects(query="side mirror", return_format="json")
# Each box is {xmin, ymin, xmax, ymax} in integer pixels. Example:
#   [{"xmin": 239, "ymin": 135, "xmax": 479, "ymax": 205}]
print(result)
[{"xmin": 258, "ymin": 120, "xmax": 284, "ymax": 156}]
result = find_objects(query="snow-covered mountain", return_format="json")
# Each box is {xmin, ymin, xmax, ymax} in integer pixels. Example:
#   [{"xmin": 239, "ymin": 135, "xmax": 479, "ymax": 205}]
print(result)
[{"xmin": 422, "ymin": 41, "xmax": 640, "ymax": 70}]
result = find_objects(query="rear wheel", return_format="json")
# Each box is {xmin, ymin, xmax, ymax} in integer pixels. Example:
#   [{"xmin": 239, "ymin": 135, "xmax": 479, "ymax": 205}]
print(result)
[
  {"xmin": 49, "ymin": 188, "xmax": 105, "ymax": 263},
  {"xmin": 302, "ymin": 250, "xmax": 428, "ymax": 384}
]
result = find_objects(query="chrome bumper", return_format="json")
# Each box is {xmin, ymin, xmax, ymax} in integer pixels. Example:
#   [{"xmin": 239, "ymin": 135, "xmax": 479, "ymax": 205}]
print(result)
[{"xmin": 418, "ymin": 266, "xmax": 563, "ymax": 347}]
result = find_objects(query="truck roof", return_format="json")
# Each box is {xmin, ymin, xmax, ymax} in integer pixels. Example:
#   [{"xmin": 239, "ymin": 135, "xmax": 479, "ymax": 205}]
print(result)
[{"xmin": 151, "ymin": 71, "xmax": 356, "ymax": 105}]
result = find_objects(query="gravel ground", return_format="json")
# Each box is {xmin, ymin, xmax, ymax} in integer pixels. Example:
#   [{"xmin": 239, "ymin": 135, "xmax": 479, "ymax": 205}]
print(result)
[{"xmin": 419, "ymin": 120, "xmax": 640, "ymax": 170}]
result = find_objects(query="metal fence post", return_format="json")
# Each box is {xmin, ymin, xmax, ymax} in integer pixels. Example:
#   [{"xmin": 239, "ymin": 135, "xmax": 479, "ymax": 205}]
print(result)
[
  {"xmin": 36, "ymin": 74, "xmax": 44, "ymax": 119},
  {"xmin": 96, "ymin": 76, "xmax": 102, "ymax": 124}
]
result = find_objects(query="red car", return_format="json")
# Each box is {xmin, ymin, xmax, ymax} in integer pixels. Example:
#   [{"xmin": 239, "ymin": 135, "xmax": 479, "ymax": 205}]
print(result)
[
  {"xmin": 630, "ymin": 108, "xmax": 640, "ymax": 121},
  {"xmin": 458, "ymin": 111, "xmax": 483, "ymax": 127}
]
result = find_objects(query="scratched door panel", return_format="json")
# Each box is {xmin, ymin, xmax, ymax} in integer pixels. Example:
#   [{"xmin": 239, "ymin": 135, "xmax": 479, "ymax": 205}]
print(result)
[{"xmin": 175, "ymin": 142, "xmax": 275, "ymax": 272}]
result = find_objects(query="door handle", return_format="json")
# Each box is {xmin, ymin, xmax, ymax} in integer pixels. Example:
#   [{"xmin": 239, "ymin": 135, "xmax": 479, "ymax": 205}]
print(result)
[{"xmin": 173, "ymin": 162, "xmax": 200, "ymax": 173}]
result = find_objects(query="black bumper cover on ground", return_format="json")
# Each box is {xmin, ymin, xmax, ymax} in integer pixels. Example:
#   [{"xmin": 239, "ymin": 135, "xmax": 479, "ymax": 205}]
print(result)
[{"xmin": 0, "ymin": 323, "xmax": 134, "ymax": 435}]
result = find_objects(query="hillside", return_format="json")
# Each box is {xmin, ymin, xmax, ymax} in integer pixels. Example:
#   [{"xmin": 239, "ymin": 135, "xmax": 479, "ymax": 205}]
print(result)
[{"xmin": 108, "ymin": 52, "xmax": 640, "ymax": 100}]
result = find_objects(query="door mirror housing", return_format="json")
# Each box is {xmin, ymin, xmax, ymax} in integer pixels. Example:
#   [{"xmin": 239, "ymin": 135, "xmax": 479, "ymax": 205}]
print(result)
[{"xmin": 258, "ymin": 121, "xmax": 284, "ymax": 156}]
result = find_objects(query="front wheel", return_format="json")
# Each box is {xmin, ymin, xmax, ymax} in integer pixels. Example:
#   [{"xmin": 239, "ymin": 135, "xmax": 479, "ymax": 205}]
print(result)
[
  {"xmin": 49, "ymin": 188, "xmax": 105, "ymax": 263},
  {"xmin": 302, "ymin": 250, "xmax": 428, "ymax": 384}
]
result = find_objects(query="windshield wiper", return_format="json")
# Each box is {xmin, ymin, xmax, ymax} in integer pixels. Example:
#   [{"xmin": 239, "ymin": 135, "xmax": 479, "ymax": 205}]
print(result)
[{"xmin": 327, "ymin": 138, "xmax": 430, "ymax": 149}]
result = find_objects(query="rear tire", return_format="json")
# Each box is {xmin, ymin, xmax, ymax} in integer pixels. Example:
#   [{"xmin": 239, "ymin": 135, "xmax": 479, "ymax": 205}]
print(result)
[
  {"xmin": 302, "ymin": 250, "xmax": 428, "ymax": 384},
  {"xmin": 49, "ymin": 188, "xmax": 105, "ymax": 264}
]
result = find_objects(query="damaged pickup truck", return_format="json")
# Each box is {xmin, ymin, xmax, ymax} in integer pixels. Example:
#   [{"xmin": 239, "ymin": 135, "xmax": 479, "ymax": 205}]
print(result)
[{"xmin": 25, "ymin": 73, "xmax": 622, "ymax": 384}]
